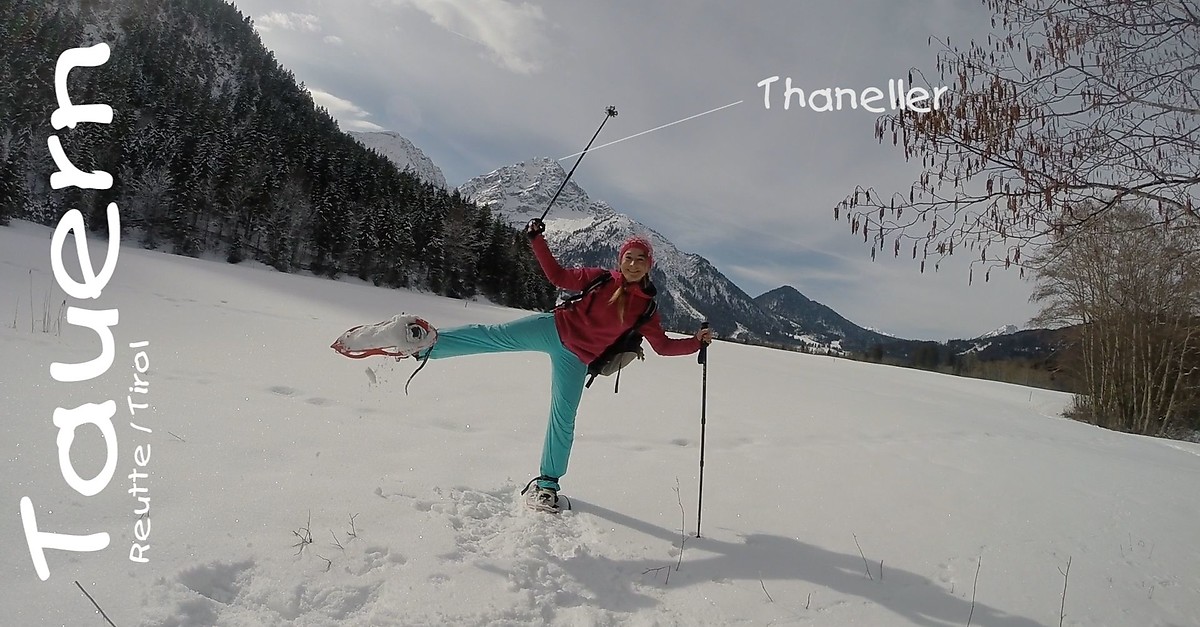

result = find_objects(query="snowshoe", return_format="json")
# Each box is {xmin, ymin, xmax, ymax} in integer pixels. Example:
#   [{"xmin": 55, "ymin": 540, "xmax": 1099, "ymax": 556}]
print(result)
[
  {"xmin": 525, "ymin": 485, "xmax": 561, "ymax": 514},
  {"xmin": 331, "ymin": 314, "xmax": 437, "ymax": 359},
  {"xmin": 520, "ymin": 476, "xmax": 571, "ymax": 514}
]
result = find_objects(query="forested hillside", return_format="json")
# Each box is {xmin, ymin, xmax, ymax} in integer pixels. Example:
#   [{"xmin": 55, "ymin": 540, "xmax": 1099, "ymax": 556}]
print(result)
[{"xmin": 0, "ymin": 0, "xmax": 555, "ymax": 308}]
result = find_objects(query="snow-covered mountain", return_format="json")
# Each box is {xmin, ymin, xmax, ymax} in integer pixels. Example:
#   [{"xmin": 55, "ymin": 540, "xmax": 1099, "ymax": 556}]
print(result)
[
  {"xmin": 976, "ymin": 324, "xmax": 1022, "ymax": 340},
  {"xmin": 349, "ymin": 131, "xmax": 447, "ymax": 189},
  {"xmin": 458, "ymin": 158, "xmax": 784, "ymax": 341},
  {"xmin": 947, "ymin": 326, "xmax": 1069, "ymax": 360},
  {"xmin": 448, "ymin": 158, "xmax": 1066, "ymax": 361},
  {"xmin": 754, "ymin": 285, "xmax": 893, "ymax": 352}
]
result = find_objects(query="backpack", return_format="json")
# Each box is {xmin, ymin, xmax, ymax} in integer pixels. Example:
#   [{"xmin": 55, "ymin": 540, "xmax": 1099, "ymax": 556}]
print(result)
[{"xmin": 554, "ymin": 272, "xmax": 658, "ymax": 392}]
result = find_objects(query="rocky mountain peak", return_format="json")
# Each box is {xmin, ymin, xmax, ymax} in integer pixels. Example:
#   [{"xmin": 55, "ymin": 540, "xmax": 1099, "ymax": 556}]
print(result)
[
  {"xmin": 348, "ymin": 131, "xmax": 447, "ymax": 189},
  {"xmin": 458, "ymin": 158, "xmax": 617, "ymax": 228}
]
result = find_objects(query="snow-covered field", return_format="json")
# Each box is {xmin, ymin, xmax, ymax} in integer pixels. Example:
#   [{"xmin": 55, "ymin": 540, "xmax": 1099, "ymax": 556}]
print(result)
[{"xmin": 2, "ymin": 219, "xmax": 1199, "ymax": 626}]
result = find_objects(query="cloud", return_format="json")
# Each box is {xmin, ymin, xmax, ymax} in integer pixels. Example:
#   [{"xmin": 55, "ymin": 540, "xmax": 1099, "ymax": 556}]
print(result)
[
  {"xmin": 307, "ymin": 88, "xmax": 383, "ymax": 131},
  {"xmin": 344, "ymin": 119, "xmax": 386, "ymax": 132},
  {"xmin": 395, "ymin": 0, "xmax": 550, "ymax": 74},
  {"xmin": 324, "ymin": 35, "xmax": 344, "ymax": 45},
  {"xmin": 255, "ymin": 12, "xmax": 321, "ymax": 33}
]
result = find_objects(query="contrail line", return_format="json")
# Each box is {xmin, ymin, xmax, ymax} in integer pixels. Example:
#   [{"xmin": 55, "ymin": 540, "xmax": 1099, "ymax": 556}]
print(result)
[{"xmin": 558, "ymin": 100, "xmax": 744, "ymax": 160}]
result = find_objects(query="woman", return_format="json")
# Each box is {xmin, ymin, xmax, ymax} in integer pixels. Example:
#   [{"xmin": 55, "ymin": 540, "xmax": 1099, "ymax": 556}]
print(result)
[{"xmin": 332, "ymin": 218, "xmax": 712, "ymax": 513}]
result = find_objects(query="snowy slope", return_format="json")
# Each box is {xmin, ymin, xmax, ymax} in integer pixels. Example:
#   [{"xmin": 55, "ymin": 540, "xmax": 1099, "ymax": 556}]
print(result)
[
  {"xmin": 2, "ymin": 220, "xmax": 1200, "ymax": 626},
  {"xmin": 349, "ymin": 131, "xmax": 448, "ymax": 189}
]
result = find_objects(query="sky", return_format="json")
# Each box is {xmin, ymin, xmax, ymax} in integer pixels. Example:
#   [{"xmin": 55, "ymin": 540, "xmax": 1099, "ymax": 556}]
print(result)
[
  {"xmin": 3, "ymin": 220, "xmax": 1198, "ymax": 625},
  {"xmin": 232, "ymin": 0, "xmax": 1038, "ymax": 341}
]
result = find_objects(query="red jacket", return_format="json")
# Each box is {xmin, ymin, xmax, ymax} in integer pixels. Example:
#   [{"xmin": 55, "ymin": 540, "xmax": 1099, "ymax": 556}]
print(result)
[{"xmin": 531, "ymin": 235, "xmax": 702, "ymax": 364}]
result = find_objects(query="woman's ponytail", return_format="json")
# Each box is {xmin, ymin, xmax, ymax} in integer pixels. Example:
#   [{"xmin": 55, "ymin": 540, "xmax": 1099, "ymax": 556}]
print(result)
[{"xmin": 608, "ymin": 282, "xmax": 627, "ymax": 324}]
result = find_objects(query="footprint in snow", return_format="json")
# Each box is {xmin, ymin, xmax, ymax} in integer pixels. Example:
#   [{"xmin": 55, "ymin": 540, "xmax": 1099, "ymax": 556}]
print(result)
[
  {"xmin": 177, "ymin": 559, "xmax": 255, "ymax": 604},
  {"xmin": 269, "ymin": 385, "xmax": 297, "ymax": 397}
]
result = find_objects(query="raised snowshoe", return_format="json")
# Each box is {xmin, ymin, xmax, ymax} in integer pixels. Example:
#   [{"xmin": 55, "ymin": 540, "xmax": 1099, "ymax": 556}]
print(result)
[{"xmin": 331, "ymin": 314, "xmax": 437, "ymax": 359}]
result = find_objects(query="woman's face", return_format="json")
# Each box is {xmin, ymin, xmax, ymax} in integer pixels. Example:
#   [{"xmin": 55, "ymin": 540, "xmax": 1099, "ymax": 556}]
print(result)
[{"xmin": 619, "ymin": 247, "xmax": 650, "ymax": 283}]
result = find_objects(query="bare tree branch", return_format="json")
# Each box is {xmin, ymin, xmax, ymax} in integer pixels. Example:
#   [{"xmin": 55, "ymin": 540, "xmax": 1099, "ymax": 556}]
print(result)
[{"xmin": 841, "ymin": 0, "xmax": 1200, "ymax": 274}]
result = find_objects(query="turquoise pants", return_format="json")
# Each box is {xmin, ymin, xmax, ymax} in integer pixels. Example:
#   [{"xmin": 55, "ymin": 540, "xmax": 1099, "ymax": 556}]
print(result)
[{"xmin": 426, "ymin": 313, "xmax": 586, "ymax": 491}]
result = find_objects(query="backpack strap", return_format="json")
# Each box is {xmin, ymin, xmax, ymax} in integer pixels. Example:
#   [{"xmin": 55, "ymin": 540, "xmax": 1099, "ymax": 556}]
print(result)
[
  {"xmin": 633, "ymin": 299, "xmax": 657, "ymax": 328},
  {"xmin": 613, "ymin": 299, "xmax": 658, "ymax": 393},
  {"xmin": 584, "ymin": 297, "xmax": 658, "ymax": 391},
  {"xmin": 554, "ymin": 272, "xmax": 612, "ymax": 313}
]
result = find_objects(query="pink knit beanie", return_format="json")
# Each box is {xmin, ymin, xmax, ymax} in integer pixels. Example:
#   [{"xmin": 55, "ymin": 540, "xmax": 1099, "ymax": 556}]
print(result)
[{"xmin": 618, "ymin": 236, "xmax": 654, "ymax": 267}]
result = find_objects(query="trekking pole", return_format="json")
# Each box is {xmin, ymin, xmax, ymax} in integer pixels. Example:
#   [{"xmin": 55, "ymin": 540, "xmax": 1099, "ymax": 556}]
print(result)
[
  {"xmin": 696, "ymin": 321, "xmax": 709, "ymax": 538},
  {"xmin": 540, "ymin": 106, "xmax": 618, "ymax": 221}
]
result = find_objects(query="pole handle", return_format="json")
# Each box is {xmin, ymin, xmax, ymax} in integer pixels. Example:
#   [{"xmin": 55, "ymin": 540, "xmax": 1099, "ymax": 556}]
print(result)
[{"xmin": 698, "ymin": 321, "xmax": 709, "ymax": 365}]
